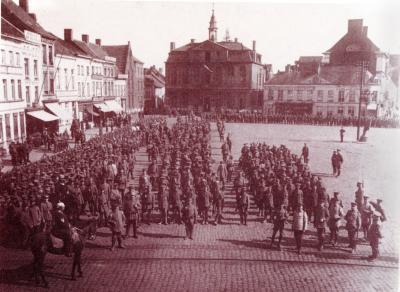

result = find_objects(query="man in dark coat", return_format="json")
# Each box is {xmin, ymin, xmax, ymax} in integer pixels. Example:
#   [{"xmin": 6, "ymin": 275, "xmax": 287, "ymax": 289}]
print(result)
[
  {"xmin": 314, "ymin": 201, "xmax": 330, "ymax": 251},
  {"xmin": 52, "ymin": 202, "xmax": 72, "ymax": 257},
  {"xmin": 345, "ymin": 202, "xmax": 361, "ymax": 253},
  {"xmin": 182, "ymin": 199, "xmax": 196, "ymax": 240},
  {"xmin": 238, "ymin": 188, "xmax": 250, "ymax": 225}
]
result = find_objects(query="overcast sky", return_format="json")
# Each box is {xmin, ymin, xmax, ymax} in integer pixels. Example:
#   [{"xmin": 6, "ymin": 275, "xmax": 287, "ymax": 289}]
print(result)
[{"xmin": 25, "ymin": 0, "xmax": 400, "ymax": 72}]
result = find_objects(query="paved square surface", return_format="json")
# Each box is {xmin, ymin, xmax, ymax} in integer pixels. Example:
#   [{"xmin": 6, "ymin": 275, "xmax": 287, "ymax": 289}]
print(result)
[{"xmin": 0, "ymin": 121, "xmax": 398, "ymax": 291}]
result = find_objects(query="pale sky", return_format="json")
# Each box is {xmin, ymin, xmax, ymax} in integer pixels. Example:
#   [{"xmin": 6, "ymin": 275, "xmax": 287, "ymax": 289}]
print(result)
[{"xmin": 24, "ymin": 0, "xmax": 400, "ymax": 72}]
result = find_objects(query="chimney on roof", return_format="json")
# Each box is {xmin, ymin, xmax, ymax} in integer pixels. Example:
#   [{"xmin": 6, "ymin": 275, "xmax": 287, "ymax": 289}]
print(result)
[
  {"xmin": 348, "ymin": 19, "xmax": 363, "ymax": 34},
  {"xmin": 29, "ymin": 13, "xmax": 36, "ymax": 21},
  {"xmin": 82, "ymin": 34, "xmax": 89, "ymax": 44},
  {"xmin": 95, "ymin": 39, "xmax": 102, "ymax": 46},
  {"xmin": 191, "ymin": 39, "xmax": 195, "ymax": 44},
  {"xmin": 19, "ymin": 0, "xmax": 29, "ymax": 13},
  {"xmin": 252, "ymin": 40, "xmax": 256, "ymax": 51},
  {"xmin": 159, "ymin": 68, "xmax": 163, "ymax": 75},
  {"xmin": 64, "ymin": 29, "xmax": 73, "ymax": 42},
  {"xmin": 170, "ymin": 42, "xmax": 175, "ymax": 51},
  {"xmin": 362, "ymin": 26, "xmax": 368, "ymax": 36},
  {"xmin": 234, "ymin": 38, "xmax": 238, "ymax": 43},
  {"xmin": 285, "ymin": 64, "xmax": 291, "ymax": 73}
]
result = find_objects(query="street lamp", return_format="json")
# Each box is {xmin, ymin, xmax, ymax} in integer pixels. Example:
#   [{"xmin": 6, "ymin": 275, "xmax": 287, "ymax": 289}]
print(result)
[{"xmin": 357, "ymin": 61, "xmax": 369, "ymax": 141}]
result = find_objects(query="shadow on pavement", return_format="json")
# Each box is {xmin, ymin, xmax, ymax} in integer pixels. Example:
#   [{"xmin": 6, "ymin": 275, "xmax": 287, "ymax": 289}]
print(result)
[
  {"xmin": 138, "ymin": 232, "xmax": 183, "ymax": 239},
  {"xmin": 219, "ymin": 239, "xmax": 266, "ymax": 250}
]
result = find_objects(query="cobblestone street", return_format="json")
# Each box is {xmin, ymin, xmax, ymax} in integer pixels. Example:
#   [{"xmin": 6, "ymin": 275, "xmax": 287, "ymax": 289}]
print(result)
[{"xmin": 0, "ymin": 122, "xmax": 399, "ymax": 291}]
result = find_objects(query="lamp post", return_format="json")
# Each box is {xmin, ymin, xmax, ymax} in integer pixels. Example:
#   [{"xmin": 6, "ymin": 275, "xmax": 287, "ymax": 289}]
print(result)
[{"xmin": 357, "ymin": 61, "xmax": 368, "ymax": 141}]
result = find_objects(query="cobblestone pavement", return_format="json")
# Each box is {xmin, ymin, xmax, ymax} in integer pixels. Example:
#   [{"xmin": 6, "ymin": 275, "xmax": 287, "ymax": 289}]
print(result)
[{"xmin": 0, "ymin": 121, "xmax": 399, "ymax": 291}]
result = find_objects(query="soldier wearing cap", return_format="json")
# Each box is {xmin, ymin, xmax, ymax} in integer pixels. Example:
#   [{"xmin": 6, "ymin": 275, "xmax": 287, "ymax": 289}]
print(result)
[
  {"xmin": 314, "ymin": 200, "xmax": 330, "ymax": 251},
  {"xmin": 345, "ymin": 202, "xmax": 361, "ymax": 253},
  {"xmin": 367, "ymin": 214, "xmax": 383, "ymax": 261},
  {"xmin": 123, "ymin": 185, "xmax": 140, "ymax": 238},
  {"xmin": 336, "ymin": 149, "xmax": 344, "ymax": 177},
  {"xmin": 355, "ymin": 182, "xmax": 364, "ymax": 211},
  {"xmin": 270, "ymin": 204, "xmax": 289, "ymax": 251},
  {"xmin": 40, "ymin": 194, "xmax": 53, "ymax": 232},
  {"xmin": 328, "ymin": 192, "xmax": 343, "ymax": 246},
  {"xmin": 331, "ymin": 150, "xmax": 338, "ymax": 176},
  {"xmin": 158, "ymin": 183, "xmax": 169, "ymax": 225},
  {"xmin": 182, "ymin": 197, "xmax": 197, "ymax": 240},
  {"xmin": 361, "ymin": 195, "xmax": 374, "ymax": 240}
]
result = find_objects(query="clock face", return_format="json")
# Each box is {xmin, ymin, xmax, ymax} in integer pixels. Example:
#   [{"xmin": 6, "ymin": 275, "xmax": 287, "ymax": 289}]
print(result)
[{"xmin": 346, "ymin": 44, "xmax": 361, "ymax": 52}]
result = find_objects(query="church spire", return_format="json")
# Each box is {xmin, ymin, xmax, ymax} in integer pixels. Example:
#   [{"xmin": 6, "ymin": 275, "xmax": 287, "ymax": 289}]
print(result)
[{"xmin": 208, "ymin": 8, "xmax": 218, "ymax": 42}]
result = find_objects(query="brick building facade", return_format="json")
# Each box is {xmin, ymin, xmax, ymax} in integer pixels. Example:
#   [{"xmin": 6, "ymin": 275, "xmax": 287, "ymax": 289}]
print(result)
[{"xmin": 166, "ymin": 10, "xmax": 269, "ymax": 112}]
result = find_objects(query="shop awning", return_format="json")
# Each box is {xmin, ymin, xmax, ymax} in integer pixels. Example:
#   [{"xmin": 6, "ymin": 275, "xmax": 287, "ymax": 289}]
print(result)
[
  {"xmin": 86, "ymin": 107, "xmax": 99, "ymax": 117},
  {"xmin": 367, "ymin": 103, "xmax": 377, "ymax": 110},
  {"xmin": 45, "ymin": 103, "xmax": 73, "ymax": 121},
  {"xmin": 27, "ymin": 110, "xmax": 59, "ymax": 122},
  {"xmin": 104, "ymin": 100, "xmax": 123, "ymax": 113},
  {"xmin": 94, "ymin": 103, "xmax": 113, "ymax": 113}
]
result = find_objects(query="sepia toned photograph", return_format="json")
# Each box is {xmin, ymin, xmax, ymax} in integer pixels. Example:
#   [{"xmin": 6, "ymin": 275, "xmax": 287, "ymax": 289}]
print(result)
[{"xmin": 0, "ymin": 0, "xmax": 399, "ymax": 291}]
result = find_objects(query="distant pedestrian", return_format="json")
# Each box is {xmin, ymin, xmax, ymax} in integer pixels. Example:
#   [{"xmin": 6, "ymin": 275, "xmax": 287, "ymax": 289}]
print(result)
[
  {"xmin": 301, "ymin": 143, "xmax": 309, "ymax": 163},
  {"xmin": 331, "ymin": 151, "xmax": 337, "ymax": 176},
  {"xmin": 292, "ymin": 205, "xmax": 308, "ymax": 254},
  {"xmin": 367, "ymin": 215, "xmax": 383, "ymax": 261},
  {"xmin": 336, "ymin": 149, "xmax": 344, "ymax": 177},
  {"xmin": 340, "ymin": 127, "xmax": 345, "ymax": 142}
]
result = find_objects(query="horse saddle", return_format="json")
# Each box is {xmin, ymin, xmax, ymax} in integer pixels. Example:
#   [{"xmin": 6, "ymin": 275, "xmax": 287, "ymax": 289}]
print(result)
[{"xmin": 50, "ymin": 234, "xmax": 64, "ymax": 249}]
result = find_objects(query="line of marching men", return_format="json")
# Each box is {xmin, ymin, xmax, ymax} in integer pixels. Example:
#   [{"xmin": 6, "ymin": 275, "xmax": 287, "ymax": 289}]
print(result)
[
  {"xmin": 234, "ymin": 142, "xmax": 387, "ymax": 260},
  {"xmin": 135, "ymin": 118, "xmax": 232, "ymax": 241}
]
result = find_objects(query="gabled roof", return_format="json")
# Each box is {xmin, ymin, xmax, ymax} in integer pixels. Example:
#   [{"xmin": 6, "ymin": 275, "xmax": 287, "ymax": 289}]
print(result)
[
  {"xmin": 1, "ymin": 17, "xmax": 24, "ymax": 39},
  {"xmin": 325, "ymin": 31, "xmax": 379, "ymax": 54},
  {"xmin": 102, "ymin": 45, "xmax": 129, "ymax": 73},
  {"xmin": 72, "ymin": 40, "xmax": 110, "ymax": 60},
  {"xmin": 54, "ymin": 38, "xmax": 88, "ymax": 58},
  {"xmin": 1, "ymin": 0, "xmax": 55, "ymax": 40}
]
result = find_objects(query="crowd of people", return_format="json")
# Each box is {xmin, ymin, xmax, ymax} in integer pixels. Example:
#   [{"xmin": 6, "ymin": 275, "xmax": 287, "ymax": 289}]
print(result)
[
  {"xmin": 0, "ymin": 118, "xmax": 151, "ymax": 254},
  {"xmin": 235, "ymin": 141, "xmax": 386, "ymax": 260},
  {"xmin": 0, "ymin": 113, "xmax": 389, "ymax": 263},
  {"xmin": 200, "ymin": 111, "xmax": 400, "ymax": 128}
]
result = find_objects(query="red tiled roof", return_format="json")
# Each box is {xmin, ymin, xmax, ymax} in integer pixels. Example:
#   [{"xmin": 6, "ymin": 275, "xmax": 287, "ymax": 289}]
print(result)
[
  {"xmin": 1, "ymin": 0, "xmax": 55, "ymax": 40},
  {"xmin": 102, "ymin": 45, "xmax": 128, "ymax": 73}
]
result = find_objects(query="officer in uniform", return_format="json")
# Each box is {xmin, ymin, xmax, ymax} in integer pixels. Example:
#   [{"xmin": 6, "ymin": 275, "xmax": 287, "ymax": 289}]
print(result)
[
  {"xmin": 270, "ymin": 204, "xmax": 288, "ymax": 251},
  {"xmin": 367, "ymin": 215, "xmax": 383, "ymax": 261},
  {"xmin": 238, "ymin": 188, "xmax": 250, "ymax": 225},
  {"xmin": 183, "ymin": 198, "xmax": 196, "ymax": 240},
  {"xmin": 345, "ymin": 202, "xmax": 361, "ymax": 253},
  {"xmin": 314, "ymin": 201, "xmax": 330, "ymax": 251}
]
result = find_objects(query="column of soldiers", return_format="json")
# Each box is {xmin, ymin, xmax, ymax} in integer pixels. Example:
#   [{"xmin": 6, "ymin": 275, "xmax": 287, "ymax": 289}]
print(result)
[
  {"xmin": 234, "ymin": 142, "xmax": 386, "ymax": 259},
  {"xmin": 137, "ymin": 118, "xmax": 228, "ymax": 240},
  {"xmin": 0, "ymin": 119, "xmax": 163, "ymax": 249}
]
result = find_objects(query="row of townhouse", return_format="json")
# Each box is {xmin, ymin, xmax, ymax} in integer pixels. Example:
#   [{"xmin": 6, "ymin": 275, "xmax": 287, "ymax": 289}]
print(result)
[{"xmin": 0, "ymin": 0, "xmax": 144, "ymax": 153}]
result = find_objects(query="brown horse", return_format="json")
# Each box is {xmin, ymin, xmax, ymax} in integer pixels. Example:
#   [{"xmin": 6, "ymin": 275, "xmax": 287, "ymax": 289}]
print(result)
[{"xmin": 30, "ymin": 219, "xmax": 97, "ymax": 287}]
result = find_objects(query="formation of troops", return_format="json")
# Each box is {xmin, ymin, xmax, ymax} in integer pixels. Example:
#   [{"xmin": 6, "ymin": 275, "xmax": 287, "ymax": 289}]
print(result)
[
  {"xmin": 234, "ymin": 141, "xmax": 386, "ymax": 259},
  {"xmin": 0, "ymin": 114, "xmax": 389, "ymax": 262},
  {"xmin": 199, "ymin": 111, "xmax": 400, "ymax": 128}
]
